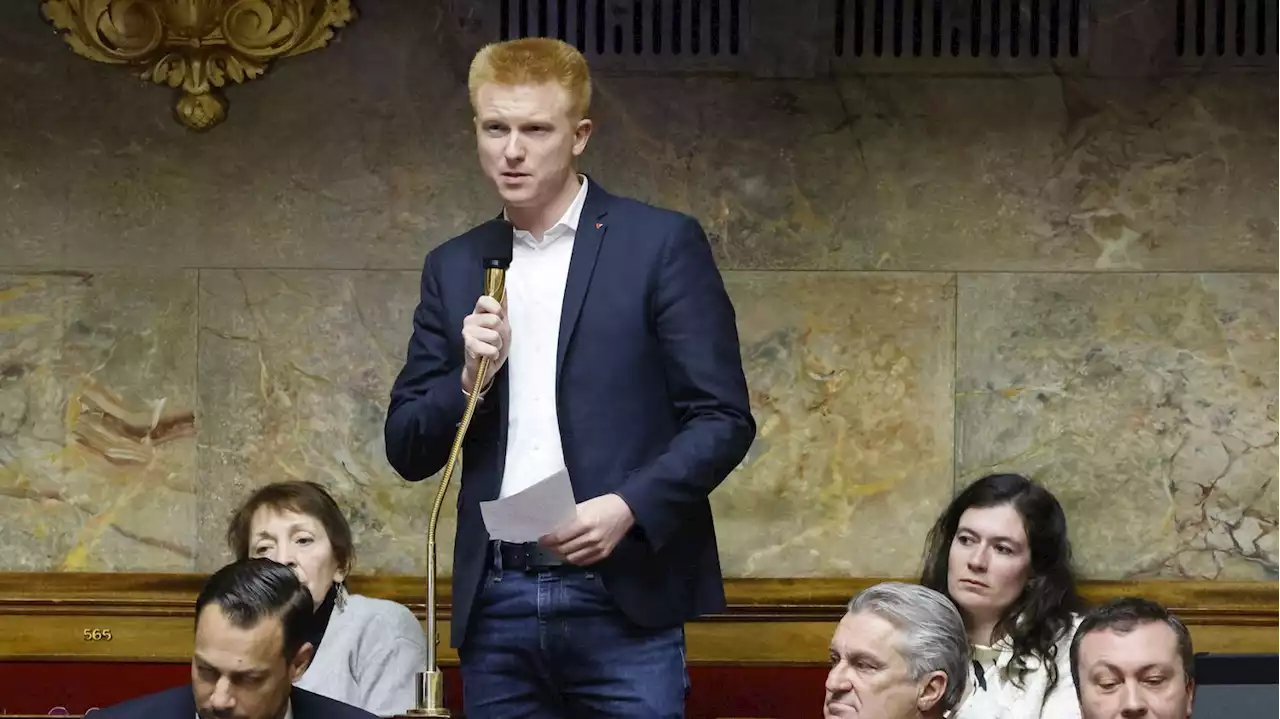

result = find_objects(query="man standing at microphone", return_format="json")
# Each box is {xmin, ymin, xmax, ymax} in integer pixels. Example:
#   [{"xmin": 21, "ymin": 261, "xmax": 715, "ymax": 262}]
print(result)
[{"xmin": 384, "ymin": 37, "xmax": 755, "ymax": 718}]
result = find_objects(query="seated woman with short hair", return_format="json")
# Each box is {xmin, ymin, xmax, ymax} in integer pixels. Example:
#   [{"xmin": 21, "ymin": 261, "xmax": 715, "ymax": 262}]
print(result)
[
  {"xmin": 226, "ymin": 480, "xmax": 426, "ymax": 716},
  {"xmin": 920, "ymin": 473, "xmax": 1084, "ymax": 719}
]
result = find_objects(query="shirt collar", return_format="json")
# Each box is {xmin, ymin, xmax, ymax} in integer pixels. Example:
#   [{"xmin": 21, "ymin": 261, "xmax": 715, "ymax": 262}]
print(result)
[{"xmin": 507, "ymin": 174, "xmax": 589, "ymax": 248}]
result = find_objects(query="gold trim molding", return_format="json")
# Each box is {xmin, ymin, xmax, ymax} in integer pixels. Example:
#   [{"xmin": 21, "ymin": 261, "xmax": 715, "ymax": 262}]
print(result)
[
  {"xmin": 39, "ymin": 0, "xmax": 356, "ymax": 130},
  {"xmin": 0, "ymin": 574, "xmax": 1274, "ymax": 664}
]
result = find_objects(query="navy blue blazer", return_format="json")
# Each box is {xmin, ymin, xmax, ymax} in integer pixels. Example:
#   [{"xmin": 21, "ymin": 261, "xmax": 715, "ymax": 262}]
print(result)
[
  {"xmin": 385, "ymin": 180, "xmax": 756, "ymax": 648},
  {"xmin": 89, "ymin": 684, "xmax": 376, "ymax": 718}
]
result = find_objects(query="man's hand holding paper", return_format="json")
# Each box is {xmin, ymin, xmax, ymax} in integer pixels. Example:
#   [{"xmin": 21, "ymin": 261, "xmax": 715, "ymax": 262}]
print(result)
[{"xmin": 538, "ymin": 493, "xmax": 635, "ymax": 566}]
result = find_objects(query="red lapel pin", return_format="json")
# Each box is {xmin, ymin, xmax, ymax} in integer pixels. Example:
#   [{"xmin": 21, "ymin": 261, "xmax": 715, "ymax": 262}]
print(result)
[{"xmin": 595, "ymin": 223, "xmax": 603, "ymax": 229}]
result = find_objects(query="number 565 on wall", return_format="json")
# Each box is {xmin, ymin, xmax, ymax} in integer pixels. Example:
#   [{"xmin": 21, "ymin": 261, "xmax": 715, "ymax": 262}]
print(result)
[{"xmin": 82, "ymin": 628, "xmax": 112, "ymax": 641}]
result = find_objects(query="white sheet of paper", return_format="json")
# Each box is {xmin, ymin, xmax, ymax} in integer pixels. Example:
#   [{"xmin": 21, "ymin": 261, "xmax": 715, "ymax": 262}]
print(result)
[{"xmin": 479, "ymin": 468, "xmax": 578, "ymax": 543}]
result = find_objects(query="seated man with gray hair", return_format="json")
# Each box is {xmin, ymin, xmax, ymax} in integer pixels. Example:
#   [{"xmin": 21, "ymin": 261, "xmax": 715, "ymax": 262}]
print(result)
[{"xmin": 825, "ymin": 581, "xmax": 970, "ymax": 719}]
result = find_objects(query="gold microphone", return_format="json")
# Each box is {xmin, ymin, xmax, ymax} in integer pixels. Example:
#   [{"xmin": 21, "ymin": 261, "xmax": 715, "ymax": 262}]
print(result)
[{"xmin": 399, "ymin": 219, "xmax": 512, "ymax": 718}]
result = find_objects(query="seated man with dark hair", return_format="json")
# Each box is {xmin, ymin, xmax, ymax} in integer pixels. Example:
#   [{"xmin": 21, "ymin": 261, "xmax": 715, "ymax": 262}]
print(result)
[
  {"xmin": 1070, "ymin": 597, "xmax": 1195, "ymax": 719},
  {"xmin": 94, "ymin": 558, "xmax": 376, "ymax": 719}
]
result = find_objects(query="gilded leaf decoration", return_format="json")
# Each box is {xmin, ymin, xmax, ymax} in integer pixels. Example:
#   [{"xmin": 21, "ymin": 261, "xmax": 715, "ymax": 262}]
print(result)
[{"xmin": 40, "ymin": 0, "xmax": 356, "ymax": 130}]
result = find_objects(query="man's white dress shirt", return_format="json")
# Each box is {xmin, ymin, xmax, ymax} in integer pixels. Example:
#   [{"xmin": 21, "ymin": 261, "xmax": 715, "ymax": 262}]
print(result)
[{"xmin": 498, "ymin": 176, "xmax": 589, "ymax": 498}]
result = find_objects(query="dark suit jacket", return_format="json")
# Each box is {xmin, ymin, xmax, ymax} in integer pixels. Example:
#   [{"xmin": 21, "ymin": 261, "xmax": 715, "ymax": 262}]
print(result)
[
  {"xmin": 385, "ymin": 179, "xmax": 756, "ymax": 648},
  {"xmin": 89, "ymin": 683, "xmax": 377, "ymax": 718}
]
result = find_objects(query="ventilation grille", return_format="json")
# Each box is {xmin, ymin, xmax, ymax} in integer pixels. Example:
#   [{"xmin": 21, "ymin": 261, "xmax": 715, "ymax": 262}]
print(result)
[
  {"xmin": 468, "ymin": 0, "xmax": 1277, "ymax": 75},
  {"xmin": 496, "ymin": 0, "xmax": 749, "ymax": 71},
  {"xmin": 1175, "ymin": 0, "xmax": 1277, "ymax": 65},
  {"xmin": 830, "ymin": 0, "xmax": 1089, "ymax": 71}
]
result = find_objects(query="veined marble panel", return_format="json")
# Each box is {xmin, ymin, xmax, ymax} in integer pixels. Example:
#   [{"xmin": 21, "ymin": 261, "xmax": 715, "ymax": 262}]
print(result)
[
  {"xmin": 0, "ymin": 0, "xmax": 488, "ymax": 271},
  {"xmin": 195, "ymin": 269, "xmax": 958, "ymax": 578},
  {"xmin": 3, "ymin": 0, "xmax": 1272, "ymax": 276},
  {"xmin": 0, "ymin": 272, "xmax": 197, "ymax": 571},
  {"xmin": 713, "ymin": 272, "xmax": 956, "ymax": 577},
  {"xmin": 196, "ymin": 270, "xmax": 446, "ymax": 575},
  {"xmin": 5, "ymin": 266, "xmax": 1273, "ymax": 581},
  {"xmin": 957, "ymin": 273, "xmax": 1278, "ymax": 579},
  {"xmin": 585, "ymin": 75, "xmax": 1276, "ymax": 272}
]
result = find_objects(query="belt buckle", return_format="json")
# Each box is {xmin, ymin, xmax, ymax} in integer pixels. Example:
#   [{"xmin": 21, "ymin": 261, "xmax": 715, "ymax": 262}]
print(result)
[
  {"xmin": 523, "ymin": 542, "xmax": 553, "ymax": 570},
  {"xmin": 499, "ymin": 541, "xmax": 534, "ymax": 572}
]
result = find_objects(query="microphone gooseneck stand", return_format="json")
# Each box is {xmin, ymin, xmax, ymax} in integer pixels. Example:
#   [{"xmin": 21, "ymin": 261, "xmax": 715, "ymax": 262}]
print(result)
[{"xmin": 396, "ymin": 257, "xmax": 508, "ymax": 718}]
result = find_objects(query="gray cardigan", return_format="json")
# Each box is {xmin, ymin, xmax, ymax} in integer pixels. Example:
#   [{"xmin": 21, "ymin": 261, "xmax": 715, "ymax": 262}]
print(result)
[{"xmin": 294, "ymin": 592, "xmax": 427, "ymax": 716}]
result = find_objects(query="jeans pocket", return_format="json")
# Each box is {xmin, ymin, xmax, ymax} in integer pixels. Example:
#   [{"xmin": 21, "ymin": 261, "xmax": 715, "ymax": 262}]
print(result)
[{"xmin": 473, "ymin": 569, "xmax": 502, "ymax": 608}]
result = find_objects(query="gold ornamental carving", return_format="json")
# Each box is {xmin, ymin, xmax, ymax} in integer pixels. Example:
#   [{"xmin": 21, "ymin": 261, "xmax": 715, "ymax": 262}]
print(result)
[{"xmin": 40, "ymin": 0, "xmax": 356, "ymax": 130}]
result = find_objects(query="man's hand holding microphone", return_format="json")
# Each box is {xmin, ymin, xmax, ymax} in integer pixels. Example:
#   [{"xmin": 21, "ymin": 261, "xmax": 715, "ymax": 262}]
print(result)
[{"xmin": 461, "ymin": 295, "xmax": 510, "ymax": 396}]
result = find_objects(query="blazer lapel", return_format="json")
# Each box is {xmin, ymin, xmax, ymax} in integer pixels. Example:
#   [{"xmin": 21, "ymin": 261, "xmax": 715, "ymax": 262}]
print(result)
[{"xmin": 556, "ymin": 181, "xmax": 609, "ymax": 381}]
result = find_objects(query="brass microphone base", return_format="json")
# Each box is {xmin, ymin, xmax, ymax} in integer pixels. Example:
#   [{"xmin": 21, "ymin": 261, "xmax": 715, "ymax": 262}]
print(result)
[{"xmin": 392, "ymin": 669, "xmax": 450, "ymax": 718}]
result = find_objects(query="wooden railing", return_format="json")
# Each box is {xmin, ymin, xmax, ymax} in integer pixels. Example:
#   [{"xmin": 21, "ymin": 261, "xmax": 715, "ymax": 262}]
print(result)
[{"xmin": 0, "ymin": 574, "xmax": 1274, "ymax": 664}]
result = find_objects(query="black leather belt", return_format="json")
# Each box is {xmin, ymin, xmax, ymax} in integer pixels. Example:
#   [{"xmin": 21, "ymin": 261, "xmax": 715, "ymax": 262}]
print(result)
[{"xmin": 495, "ymin": 541, "xmax": 571, "ymax": 571}]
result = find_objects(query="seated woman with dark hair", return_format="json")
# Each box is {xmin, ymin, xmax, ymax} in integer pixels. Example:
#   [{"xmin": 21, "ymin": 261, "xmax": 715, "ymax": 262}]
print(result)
[
  {"xmin": 227, "ymin": 481, "xmax": 426, "ymax": 716},
  {"xmin": 920, "ymin": 473, "xmax": 1084, "ymax": 719}
]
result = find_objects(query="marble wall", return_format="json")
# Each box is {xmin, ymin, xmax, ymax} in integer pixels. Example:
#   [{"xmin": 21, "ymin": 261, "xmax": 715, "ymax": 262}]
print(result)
[{"xmin": 0, "ymin": 0, "xmax": 1274, "ymax": 580}]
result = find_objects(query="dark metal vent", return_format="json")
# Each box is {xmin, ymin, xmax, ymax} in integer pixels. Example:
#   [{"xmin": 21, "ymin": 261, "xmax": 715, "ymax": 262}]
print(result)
[
  {"xmin": 1175, "ymin": 0, "xmax": 1277, "ymax": 63},
  {"xmin": 496, "ymin": 0, "xmax": 748, "ymax": 70},
  {"xmin": 830, "ymin": 0, "xmax": 1089, "ymax": 71}
]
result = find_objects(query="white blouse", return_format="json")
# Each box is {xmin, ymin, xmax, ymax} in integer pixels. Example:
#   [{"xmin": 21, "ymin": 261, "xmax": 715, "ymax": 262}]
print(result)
[{"xmin": 949, "ymin": 616, "xmax": 1083, "ymax": 719}]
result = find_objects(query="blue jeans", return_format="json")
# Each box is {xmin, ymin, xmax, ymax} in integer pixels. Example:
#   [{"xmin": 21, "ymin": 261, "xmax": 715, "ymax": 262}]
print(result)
[{"xmin": 458, "ymin": 557, "xmax": 688, "ymax": 718}]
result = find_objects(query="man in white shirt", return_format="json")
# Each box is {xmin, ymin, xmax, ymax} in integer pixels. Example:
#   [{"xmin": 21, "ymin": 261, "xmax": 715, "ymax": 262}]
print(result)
[
  {"xmin": 1071, "ymin": 598, "xmax": 1195, "ymax": 719},
  {"xmin": 386, "ymin": 36, "xmax": 755, "ymax": 717},
  {"xmin": 91, "ymin": 559, "xmax": 375, "ymax": 719}
]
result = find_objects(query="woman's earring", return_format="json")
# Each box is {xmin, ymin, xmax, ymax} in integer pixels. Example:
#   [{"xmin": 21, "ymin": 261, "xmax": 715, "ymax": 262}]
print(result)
[{"xmin": 336, "ymin": 580, "xmax": 349, "ymax": 612}]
